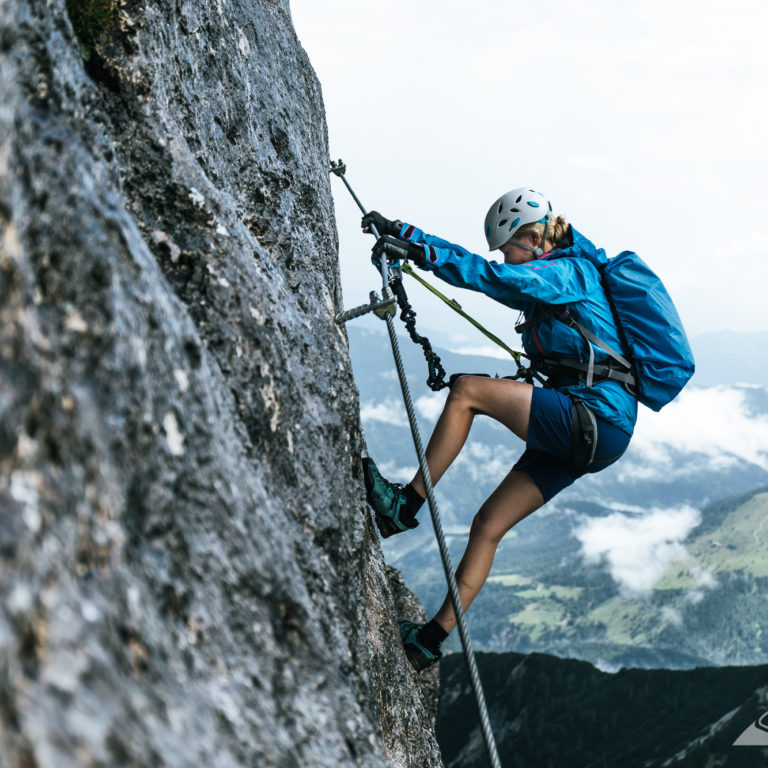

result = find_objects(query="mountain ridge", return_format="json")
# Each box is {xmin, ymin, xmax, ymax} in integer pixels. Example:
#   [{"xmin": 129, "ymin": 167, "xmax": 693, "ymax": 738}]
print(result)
[{"xmin": 438, "ymin": 650, "xmax": 768, "ymax": 768}]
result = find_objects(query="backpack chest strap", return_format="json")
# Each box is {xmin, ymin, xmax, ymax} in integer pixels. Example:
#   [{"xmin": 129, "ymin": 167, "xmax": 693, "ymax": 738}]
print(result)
[{"xmin": 517, "ymin": 306, "xmax": 635, "ymax": 389}]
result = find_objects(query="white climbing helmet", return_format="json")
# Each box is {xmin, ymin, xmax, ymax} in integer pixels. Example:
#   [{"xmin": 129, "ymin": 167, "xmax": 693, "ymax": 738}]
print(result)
[{"xmin": 483, "ymin": 188, "xmax": 552, "ymax": 250}]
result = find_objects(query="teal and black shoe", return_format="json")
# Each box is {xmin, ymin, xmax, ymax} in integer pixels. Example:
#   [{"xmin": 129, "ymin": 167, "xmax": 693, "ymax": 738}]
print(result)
[
  {"xmin": 362, "ymin": 457, "xmax": 419, "ymax": 538},
  {"xmin": 398, "ymin": 619, "xmax": 442, "ymax": 672}
]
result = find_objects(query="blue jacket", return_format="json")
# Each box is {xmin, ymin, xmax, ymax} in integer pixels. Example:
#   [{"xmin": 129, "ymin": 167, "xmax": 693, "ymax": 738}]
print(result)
[{"xmin": 396, "ymin": 223, "xmax": 638, "ymax": 435}]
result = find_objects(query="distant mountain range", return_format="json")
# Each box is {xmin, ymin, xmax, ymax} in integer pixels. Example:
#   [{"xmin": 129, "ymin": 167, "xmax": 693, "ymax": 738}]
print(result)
[{"xmin": 347, "ymin": 325, "xmax": 768, "ymax": 670}]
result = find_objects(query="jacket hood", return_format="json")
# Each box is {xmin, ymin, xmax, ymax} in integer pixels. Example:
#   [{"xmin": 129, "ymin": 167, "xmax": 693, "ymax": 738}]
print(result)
[{"xmin": 550, "ymin": 225, "xmax": 608, "ymax": 269}]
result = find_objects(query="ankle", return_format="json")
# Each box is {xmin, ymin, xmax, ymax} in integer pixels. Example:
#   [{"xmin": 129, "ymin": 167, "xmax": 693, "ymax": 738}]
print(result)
[
  {"xmin": 417, "ymin": 618, "xmax": 449, "ymax": 654},
  {"xmin": 403, "ymin": 483, "xmax": 425, "ymax": 511}
]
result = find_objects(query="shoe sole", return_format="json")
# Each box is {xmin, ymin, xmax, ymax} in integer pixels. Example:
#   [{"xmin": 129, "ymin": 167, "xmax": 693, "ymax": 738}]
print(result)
[
  {"xmin": 376, "ymin": 515, "xmax": 401, "ymax": 539},
  {"xmin": 403, "ymin": 644, "xmax": 440, "ymax": 672}
]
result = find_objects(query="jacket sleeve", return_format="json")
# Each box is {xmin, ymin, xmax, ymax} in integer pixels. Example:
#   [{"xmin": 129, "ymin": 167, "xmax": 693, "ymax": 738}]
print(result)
[{"xmin": 399, "ymin": 223, "xmax": 601, "ymax": 309}]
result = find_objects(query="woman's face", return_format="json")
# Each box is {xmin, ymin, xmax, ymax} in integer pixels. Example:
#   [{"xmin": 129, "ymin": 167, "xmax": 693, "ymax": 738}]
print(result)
[{"xmin": 499, "ymin": 234, "xmax": 538, "ymax": 265}]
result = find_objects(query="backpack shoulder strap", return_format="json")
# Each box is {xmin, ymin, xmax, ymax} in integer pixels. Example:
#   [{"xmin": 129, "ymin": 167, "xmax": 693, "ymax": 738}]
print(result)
[
  {"xmin": 516, "ymin": 305, "xmax": 635, "ymax": 389},
  {"xmin": 514, "ymin": 305, "xmax": 562, "ymax": 334}
]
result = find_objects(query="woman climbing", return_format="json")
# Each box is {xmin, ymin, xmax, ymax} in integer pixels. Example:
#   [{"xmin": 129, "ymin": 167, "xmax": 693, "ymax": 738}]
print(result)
[{"xmin": 360, "ymin": 188, "xmax": 638, "ymax": 672}]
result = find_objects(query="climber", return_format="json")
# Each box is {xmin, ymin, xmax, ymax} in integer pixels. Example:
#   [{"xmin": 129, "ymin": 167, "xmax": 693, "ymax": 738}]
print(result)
[{"xmin": 360, "ymin": 190, "xmax": 638, "ymax": 672}]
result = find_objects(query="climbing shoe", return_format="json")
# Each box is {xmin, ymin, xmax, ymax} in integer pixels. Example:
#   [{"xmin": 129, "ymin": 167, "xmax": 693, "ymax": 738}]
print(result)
[
  {"xmin": 398, "ymin": 619, "xmax": 442, "ymax": 672},
  {"xmin": 362, "ymin": 457, "xmax": 419, "ymax": 538}
]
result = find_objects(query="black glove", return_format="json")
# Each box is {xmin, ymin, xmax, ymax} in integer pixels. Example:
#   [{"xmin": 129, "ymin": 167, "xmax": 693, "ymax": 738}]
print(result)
[
  {"xmin": 361, "ymin": 211, "xmax": 403, "ymax": 238},
  {"xmin": 372, "ymin": 235, "xmax": 426, "ymax": 268}
]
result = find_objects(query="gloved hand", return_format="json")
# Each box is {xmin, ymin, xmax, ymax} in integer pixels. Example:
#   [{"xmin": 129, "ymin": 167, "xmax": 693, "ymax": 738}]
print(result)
[
  {"xmin": 372, "ymin": 235, "xmax": 426, "ymax": 268},
  {"xmin": 361, "ymin": 211, "xmax": 403, "ymax": 238}
]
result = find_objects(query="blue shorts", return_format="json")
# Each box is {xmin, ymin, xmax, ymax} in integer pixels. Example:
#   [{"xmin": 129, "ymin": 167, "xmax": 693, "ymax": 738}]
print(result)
[{"xmin": 513, "ymin": 387, "xmax": 631, "ymax": 503}]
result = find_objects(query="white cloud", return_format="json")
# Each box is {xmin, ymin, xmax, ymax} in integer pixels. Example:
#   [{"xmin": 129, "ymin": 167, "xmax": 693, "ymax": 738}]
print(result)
[
  {"xmin": 574, "ymin": 505, "xmax": 702, "ymax": 598},
  {"xmin": 683, "ymin": 570, "xmax": 718, "ymax": 605},
  {"xmin": 360, "ymin": 399, "xmax": 406, "ymax": 426},
  {"xmin": 415, "ymin": 391, "xmax": 447, "ymax": 421},
  {"xmin": 660, "ymin": 605, "xmax": 684, "ymax": 629},
  {"xmin": 690, "ymin": 566, "xmax": 719, "ymax": 590},
  {"xmin": 686, "ymin": 590, "xmax": 705, "ymax": 605},
  {"xmin": 453, "ymin": 441, "xmax": 520, "ymax": 485},
  {"xmin": 594, "ymin": 659, "xmax": 622, "ymax": 674},
  {"xmin": 375, "ymin": 460, "xmax": 414, "ymax": 486},
  {"xmin": 619, "ymin": 386, "xmax": 768, "ymax": 479}
]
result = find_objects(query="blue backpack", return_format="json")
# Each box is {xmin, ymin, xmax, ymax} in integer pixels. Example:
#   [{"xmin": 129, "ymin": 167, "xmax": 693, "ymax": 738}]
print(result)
[
  {"xmin": 601, "ymin": 251, "xmax": 695, "ymax": 410},
  {"xmin": 533, "ymin": 250, "xmax": 695, "ymax": 411}
]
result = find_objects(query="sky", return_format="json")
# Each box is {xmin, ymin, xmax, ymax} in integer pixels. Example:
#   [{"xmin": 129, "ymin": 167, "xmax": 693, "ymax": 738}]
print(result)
[{"xmin": 290, "ymin": 0, "xmax": 768, "ymax": 346}]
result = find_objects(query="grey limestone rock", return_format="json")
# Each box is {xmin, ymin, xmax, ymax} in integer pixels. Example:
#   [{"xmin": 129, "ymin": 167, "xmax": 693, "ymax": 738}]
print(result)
[{"xmin": 0, "ymin": 0, "xmax": 441, "ymax": 765}]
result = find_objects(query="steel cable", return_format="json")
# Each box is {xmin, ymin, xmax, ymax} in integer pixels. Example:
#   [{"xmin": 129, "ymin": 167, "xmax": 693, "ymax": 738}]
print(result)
[
  {"xmin": 329, "ymin": 161, "xmax": 503, "ymax": 768},
  {"xmin": 383, "ymin": 312, "xmax": 502, "ymax": 768}
]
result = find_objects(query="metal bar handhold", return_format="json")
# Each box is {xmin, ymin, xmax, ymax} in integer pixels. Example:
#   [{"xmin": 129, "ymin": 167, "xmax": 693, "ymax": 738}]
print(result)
[{"xmin": 335, "ymin": 291, "xmax": 397, "ymax": 324}]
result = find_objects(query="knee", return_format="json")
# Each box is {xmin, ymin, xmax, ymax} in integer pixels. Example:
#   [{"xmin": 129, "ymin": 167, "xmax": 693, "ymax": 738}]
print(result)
[
  {"xmin": 469, "ymin": 508, "xmax": 506, "ymax": 545},
  {"xmin": 447, "ymin": 375, "xmax": 479, "ymax": 408}
]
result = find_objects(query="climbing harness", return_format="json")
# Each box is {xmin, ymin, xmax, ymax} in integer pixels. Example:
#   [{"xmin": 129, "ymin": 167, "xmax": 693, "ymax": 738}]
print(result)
[{"xmin": 330, "ymin": 159, "xmax": 503, "ymax": 768}]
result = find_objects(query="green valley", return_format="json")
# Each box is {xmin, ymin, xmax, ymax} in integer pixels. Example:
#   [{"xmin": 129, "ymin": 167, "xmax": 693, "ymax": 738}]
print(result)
[{"xmin": 428, "ymin": 487, "xmax": 768, "ymax": 669}]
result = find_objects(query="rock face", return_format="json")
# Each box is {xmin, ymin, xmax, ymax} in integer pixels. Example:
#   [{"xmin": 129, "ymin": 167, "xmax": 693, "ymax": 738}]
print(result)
[{"xmin": 0, "ymin": 1, "xmax": 441, "ymax": 765}]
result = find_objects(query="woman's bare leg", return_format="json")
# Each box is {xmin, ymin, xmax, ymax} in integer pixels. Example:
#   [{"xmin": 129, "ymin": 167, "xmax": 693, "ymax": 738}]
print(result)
[
  {"xmin": 410, "ymin": 376, "xmax": 534, "ymax": 499},
  {"xmin": 433, "ymin": 469, "xmax": 544, "ymax": 633}
]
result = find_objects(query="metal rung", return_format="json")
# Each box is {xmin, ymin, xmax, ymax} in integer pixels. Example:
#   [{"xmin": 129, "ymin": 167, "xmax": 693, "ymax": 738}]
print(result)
[{"xmin": 335, "ymin": 291, "xmax": 397, "ymax": 323}]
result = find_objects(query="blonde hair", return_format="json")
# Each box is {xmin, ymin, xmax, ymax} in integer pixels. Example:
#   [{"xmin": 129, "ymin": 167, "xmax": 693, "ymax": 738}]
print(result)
[{"xmin": 516, "ymin": 215, "xmax": 568, "ymax": 251}]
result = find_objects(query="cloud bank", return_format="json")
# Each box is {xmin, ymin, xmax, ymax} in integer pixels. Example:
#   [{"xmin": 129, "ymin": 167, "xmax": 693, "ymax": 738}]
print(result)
[
  {"xmin": 415, "ymin": 391, "xmax": 448, "ymax": 421},
  {"xmin": 620, "ymin": 386, "xmax": 768, "ymax": 479},
  {"xmin": 573, "ymin": 505, "xmax": 702, "ymax": 597},
  {"xmin": 359, "ymin": 399, "xmax": 407, "ymax": 427}
]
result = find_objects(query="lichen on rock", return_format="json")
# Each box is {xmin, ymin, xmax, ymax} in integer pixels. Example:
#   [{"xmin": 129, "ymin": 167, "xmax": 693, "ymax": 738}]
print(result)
[{"xmin": 0, "ymin": 1, "xmax": 441, "ymax": 765}]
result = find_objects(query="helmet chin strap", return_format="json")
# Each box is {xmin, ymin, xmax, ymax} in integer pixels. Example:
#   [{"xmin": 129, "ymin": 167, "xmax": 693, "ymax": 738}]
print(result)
[{"xmin": 508, "ymin": 217, "xmax": 551, "ymax": 257}]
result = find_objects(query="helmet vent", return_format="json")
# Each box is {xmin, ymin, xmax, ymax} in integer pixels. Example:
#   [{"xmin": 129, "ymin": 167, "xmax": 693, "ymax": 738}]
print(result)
[{"xmin": 484, "ymin": 187, "xmax": 552, "ymax": 250}]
